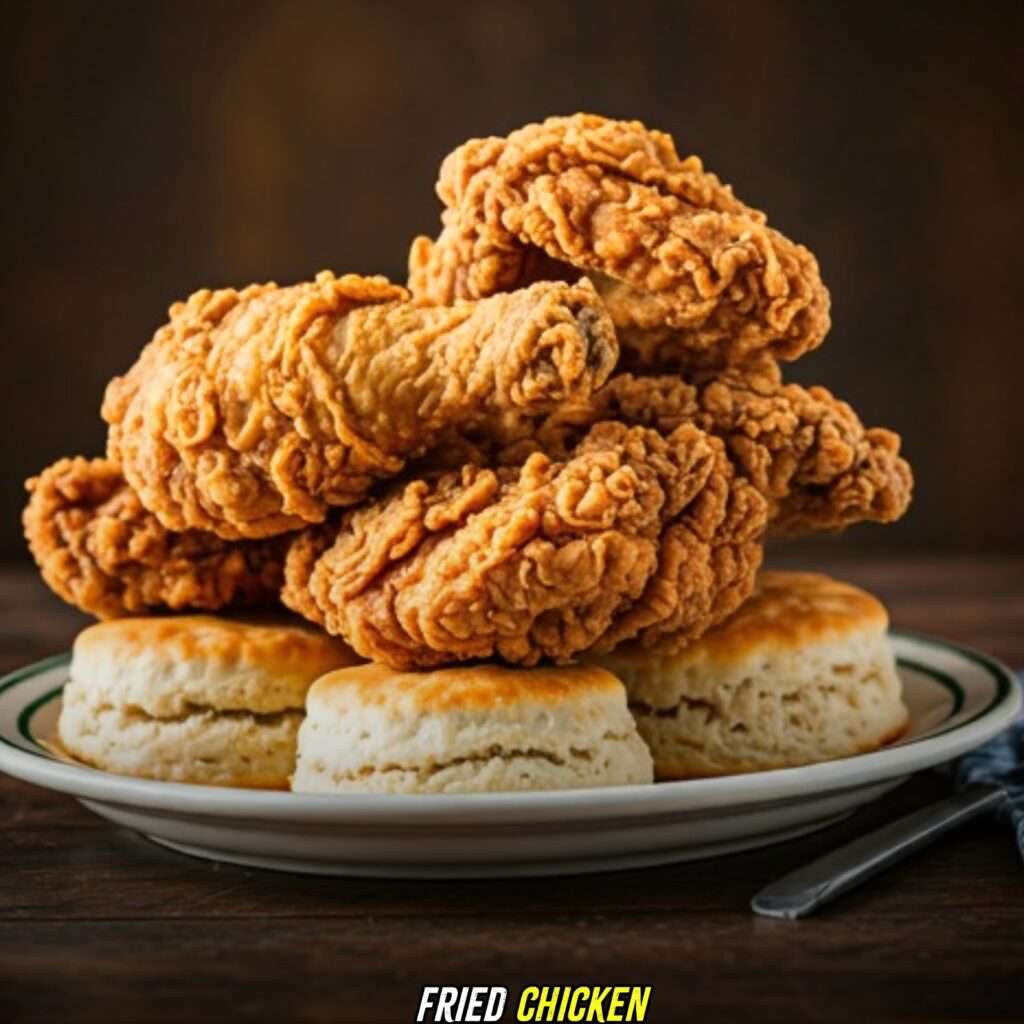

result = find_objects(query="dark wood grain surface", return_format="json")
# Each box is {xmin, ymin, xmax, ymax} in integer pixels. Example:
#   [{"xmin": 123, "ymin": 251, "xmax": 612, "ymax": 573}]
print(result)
[{"xmin": 1, "ymin": 557, "xmax": 1022, "ymax": 1024}]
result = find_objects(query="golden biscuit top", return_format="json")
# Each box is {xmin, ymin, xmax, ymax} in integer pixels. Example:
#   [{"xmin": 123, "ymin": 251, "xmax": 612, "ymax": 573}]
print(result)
[
  {"xmin": 606, "ymin": 571, "xmax": 888, "ymax": 666},
  {"xmin": 308, "ymin": 662, "xmax": 622, "ymax": 714},
  {"xmin": 710, "ymin": 570, "xmax": 886, "ymax": 649},
  {"xmin": 74, "ymin": 614, "xmax": 360, "ymax": 684}
]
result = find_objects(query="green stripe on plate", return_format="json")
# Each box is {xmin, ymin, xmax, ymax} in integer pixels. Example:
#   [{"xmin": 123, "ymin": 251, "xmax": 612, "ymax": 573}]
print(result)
[
  {"xmin": 897, "ymin": 657, "xmax": 965, "ymax": 716},
  {"xmin": 0, "ymin": 652, "xmax": 70, "ymax": 697},
  {"xmin": 18, "ymin": 684, "xmax": 66, "ymax": 746},
  {"xmin": 892, "ymin": 628, "xmax": 1012, "ymax": 732},
  {"xmin": 0, "ymin": 653, "xmax": 69, "ymax": 758}
]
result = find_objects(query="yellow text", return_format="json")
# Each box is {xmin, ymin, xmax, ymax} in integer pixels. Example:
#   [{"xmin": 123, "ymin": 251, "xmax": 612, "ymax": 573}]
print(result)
[{"xmin": 516, "ymin": 986, "xmax": 651, "ymax": 1022}]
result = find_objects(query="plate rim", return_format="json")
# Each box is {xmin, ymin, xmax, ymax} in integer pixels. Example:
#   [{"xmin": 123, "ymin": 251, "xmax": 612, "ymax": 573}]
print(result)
[{"xmin": 0, "ymin": 630, "xmax": 1019, "ymax": 826}]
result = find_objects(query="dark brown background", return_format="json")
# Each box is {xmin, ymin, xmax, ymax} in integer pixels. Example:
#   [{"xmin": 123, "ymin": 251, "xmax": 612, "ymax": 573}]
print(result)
[
  {"xmin": 2, "ymin": 0, "xmax": 1022, "ymax": 560},
  {"xmin": 2, "ymin": 9, "xmax": 1023, "ymax": 1019}
]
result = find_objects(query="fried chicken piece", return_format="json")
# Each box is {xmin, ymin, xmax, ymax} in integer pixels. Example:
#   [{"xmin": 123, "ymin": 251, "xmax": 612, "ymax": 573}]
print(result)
[
  {"xmin": 282, "ymin": 422, "xmax": 766, "ymax": 668},
  {"xmin": 598, "ymin": 474, "xmax": 767, "ymax": 655},
  {"xmin": 408, "ymin": 113, "xmax": 830, "ymax": 367},
  {"xmin": 24, "ymin": 457, "xmax": 285, "ymax": 619},
  {"xmin": 279, "ymin": 523, "xmax": 335, "ymax": 630},
  {"xmin": 103, "ymin": 271, "xmax": 618, "ymax": 541},
  {"xmin": 439, "ymin": 359, "xmax": 912, "ymax": 535}
]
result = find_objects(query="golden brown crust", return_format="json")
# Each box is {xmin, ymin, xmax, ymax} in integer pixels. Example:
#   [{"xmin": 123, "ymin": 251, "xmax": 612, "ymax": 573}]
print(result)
[
  {"xmin": 103, "ymin": 271, "xmax": 617, "ymax": 540},
  {"xmin": 692, "ymin": 570, "xmax": 888, "ymax": 661},
  {"xmin": 608, "ymin": 570, "xmax": 889, "ymax": 666},
  {"xmin": 73, "ymin": 614, "xmax": 359, "ymax": 691},
  {"xmin": 408, "ymin": 113, "xmax": 830, "ymax": 367},
  {"xmin": 279, "ymin": 524, "xmax": 335, "ymax": 628},
  {"xmin": 23, "ymin": 457, "xmax": 285, "ymax": 619},
  {"xmin": 434, "ymin": 359, "xmax": 912, "ymax": 535},
  {"xmin": 643, "ymin": 363, "xmax": 912, "ymax": 534},
  {"xmin": 283, "ymin": 422, "xmax": 767, "ymax": 668},
  {"xmin": 595, "ymin": 473, "xmax": 766, "ymax": 654},
  {"xmin": 310, "ymin": 662, "xmax": 622, "ymax": 713}
]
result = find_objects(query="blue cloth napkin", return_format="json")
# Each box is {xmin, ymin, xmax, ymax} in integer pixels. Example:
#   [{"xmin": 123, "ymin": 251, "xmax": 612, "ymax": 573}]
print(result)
[{"xmin": 955, "ymin": 671, "xmax": 1024, "ymax": 863}]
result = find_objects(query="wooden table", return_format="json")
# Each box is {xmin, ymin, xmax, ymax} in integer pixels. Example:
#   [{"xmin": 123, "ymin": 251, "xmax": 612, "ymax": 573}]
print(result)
[{"xmin": 2, "ymin": 557, "xmax": 1022, "ymax": 1023}]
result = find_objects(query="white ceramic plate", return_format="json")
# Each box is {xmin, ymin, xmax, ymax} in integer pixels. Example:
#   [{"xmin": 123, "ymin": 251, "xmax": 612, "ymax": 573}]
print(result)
[{"xmin": 0, "ymin": 632, "xmax": 1019, "ymax": 878}]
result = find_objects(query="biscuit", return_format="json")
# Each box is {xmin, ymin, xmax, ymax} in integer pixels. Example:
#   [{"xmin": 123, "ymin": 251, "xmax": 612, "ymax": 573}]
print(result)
[
  {"xmin": 292, "ymin": 663, "xmax": 653, "ymax": 793},
  {"xmin": 58, "ymin": 614, "xmax": 361, "ymax": 787},
  {"xmin": 587, "ymin": 572, "xmax": 908, "ymax": 777}
]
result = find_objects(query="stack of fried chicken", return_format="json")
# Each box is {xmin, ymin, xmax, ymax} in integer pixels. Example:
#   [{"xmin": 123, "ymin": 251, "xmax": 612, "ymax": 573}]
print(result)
[{"xmin": 24, "ymin": 114, "xmax": 912, "ymax": 673}]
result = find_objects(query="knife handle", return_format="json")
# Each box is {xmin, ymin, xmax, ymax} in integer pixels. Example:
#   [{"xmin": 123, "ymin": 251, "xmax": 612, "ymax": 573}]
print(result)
[{"xmin": 751, "ymin": 781, "xmax": 1006, "ymax": 919}]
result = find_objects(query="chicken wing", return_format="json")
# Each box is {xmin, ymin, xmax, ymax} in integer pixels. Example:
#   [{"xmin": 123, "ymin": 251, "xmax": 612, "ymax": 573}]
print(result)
[
  {"xmin": 103, "ymin": 271, "xmax": 618, "ymax": 541},
  {"xmin": 282, "ymin": 422, "xmax": 766, "ymax": 668},
  {"xmin": 24, "ymin": 457, "xmax": 285, "ymax": 619},
  {"xmin": 408, "ymin": 113, "xmax": 830, "ymax": 367}
]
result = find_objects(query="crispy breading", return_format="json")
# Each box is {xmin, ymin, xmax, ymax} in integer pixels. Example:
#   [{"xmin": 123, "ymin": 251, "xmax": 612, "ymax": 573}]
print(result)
[
  {"xmin": 282, "ymin": 422, "xmax": 766, "ymax": 668},
  {"xmin": 278, "ymin": 524, "xmax": 335, "ymax": 630},
  {"xmin": 103, "ymin": 272, "xmax": 617, "ymax": 540},
  {"xmin": 24, "ymin": 458, "xmax": 285, "ymax": 619},
  {"xmin": 409, "ymin": 113, "xmax": 830, "ymax": 367},
  {"xmin": 431, "ymin": 359, "xmax": 912, "ymax": 535}
]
